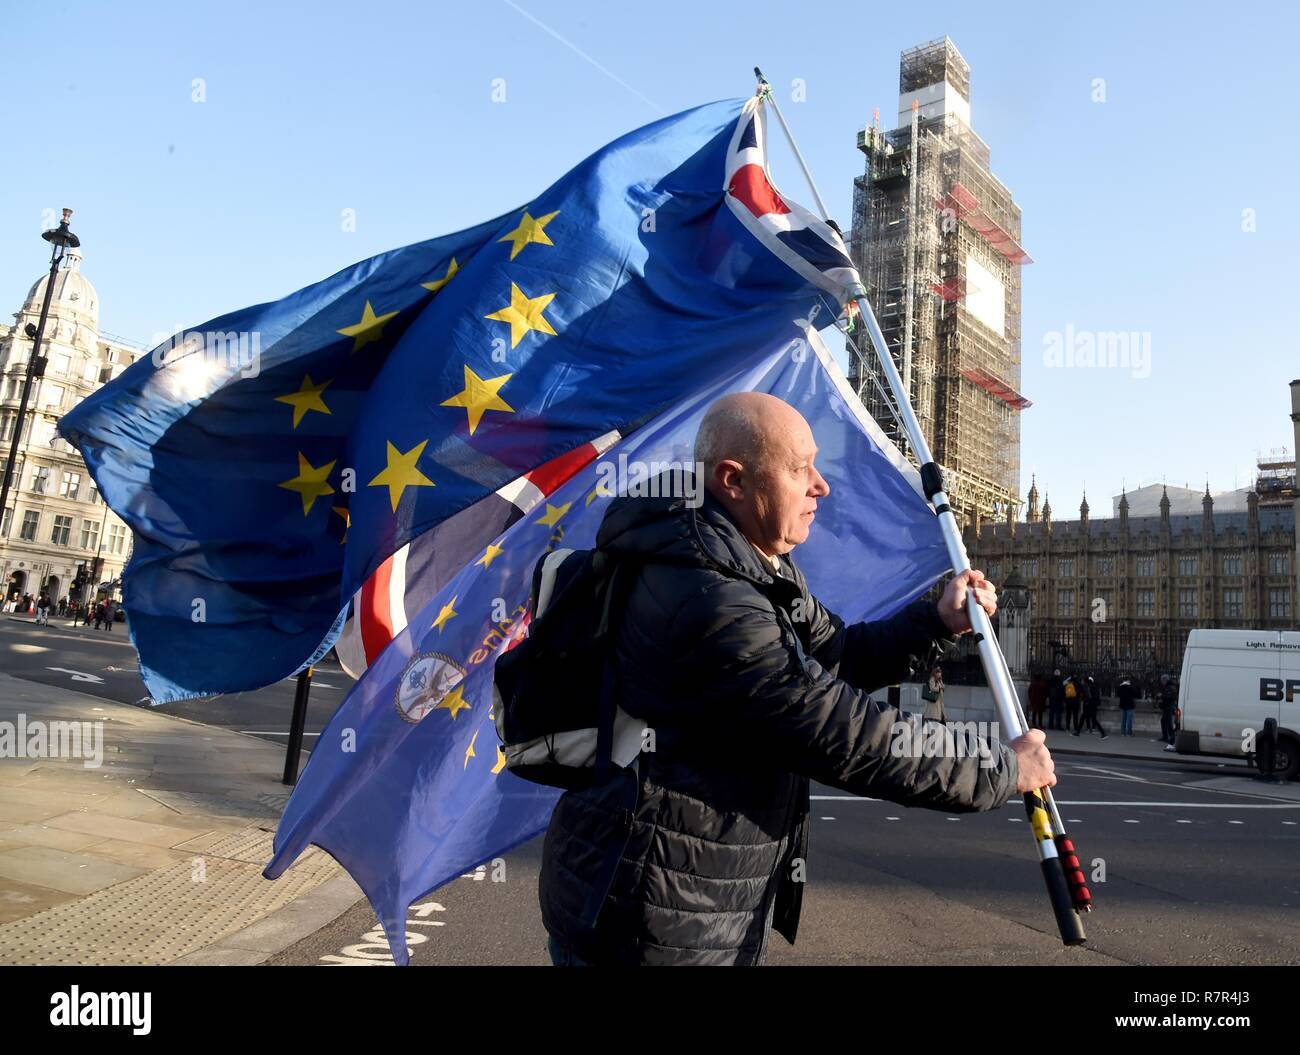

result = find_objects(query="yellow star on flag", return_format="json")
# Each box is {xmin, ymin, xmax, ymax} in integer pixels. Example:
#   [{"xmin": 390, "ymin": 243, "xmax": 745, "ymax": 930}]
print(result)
[
  {"xmin": 368, "ymin": 439, "xmax": 435, "ymax": 512},
  {"xmin": 278, "ymin": 452, "xmax": 336, "ymax": 516},
  {"xmin": 484, "ymin": 283, "xmax": 557, "ymax": 349},
  {"xmin": 474, "ymin": 543, "xmax": 505, "ymax": 570},
  {"xmin": 441, "ymin": 364, "xmax": 514, "ymax": 435},
  {"xmin": 274, "ymin": 374, "xmax": 332, "ymax": 428},
  {"xmin": 432, "ymin": 595, "xmax": 458, "ymax": 633},
  {"xmin": 497, "ymin": 209, "xmax": 560, "ymax": 261},
  {"xmin": 464, "ymin": 728, "xmax": 479, "ymax": 769},
  {"xmin": 537, "ymin": 501, "xmax": 571, "ymax": 529},
  {"xmin": 337, "ymin": 300, "xmax": 399, "ymax": 354},
  {"xmin": 437, "ymin": 684, "xmax": 471, "ymax": 720},
  {"xmin": 492, "ymin": 746, "xmax": 507, "ymax": 775},
  {"xmin": 331, "ymin": 505, "xmax": 350, "ymax": 544},
  {"xmin": 421, "ymin": 257, "xmax": 460, "ymax": 294}
]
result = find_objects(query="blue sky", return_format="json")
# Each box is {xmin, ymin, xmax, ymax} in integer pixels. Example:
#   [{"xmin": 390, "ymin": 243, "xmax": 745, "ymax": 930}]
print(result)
[{"xmin": 2, "ymin": 0, "xmax": 1296, "ymax": 514}]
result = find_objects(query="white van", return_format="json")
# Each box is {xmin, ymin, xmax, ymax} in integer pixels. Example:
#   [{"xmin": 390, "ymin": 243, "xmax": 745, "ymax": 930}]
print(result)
[{"xmin": 1175, "ymin": 629, "xmax": 1300, "ymax": 780}]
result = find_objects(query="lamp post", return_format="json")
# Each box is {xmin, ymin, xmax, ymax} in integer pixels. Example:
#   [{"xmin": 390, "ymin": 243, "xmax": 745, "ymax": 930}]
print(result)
[
  {"xmin": 1001, "ymin": 571, "xmax": 1030, "ymax": 677},
  {"xmin": 0, "ymin": 209, "xmax": 80, "ymax": 545}
]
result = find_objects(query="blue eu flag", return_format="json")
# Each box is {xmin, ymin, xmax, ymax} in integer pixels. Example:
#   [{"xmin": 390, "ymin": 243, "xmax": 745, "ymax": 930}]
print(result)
[
  {"xmin": 263, "ymin": 326, "xmax": 949, "ymax": 965},
  {"xmin": 60, "ymin": 95, "xmax": 855, "ymax": 703}
]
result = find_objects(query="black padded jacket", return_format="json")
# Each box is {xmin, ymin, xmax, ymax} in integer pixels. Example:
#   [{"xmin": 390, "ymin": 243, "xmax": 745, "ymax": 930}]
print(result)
[{"xmin": 538, "ymin": 485, "xmax": 1020, "ymax": 965}]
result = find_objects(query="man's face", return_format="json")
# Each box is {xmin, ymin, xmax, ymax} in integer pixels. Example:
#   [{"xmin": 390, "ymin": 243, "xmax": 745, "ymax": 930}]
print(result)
[{"xmin": 747, "ymin": 420, "xmax": 830, "ymax": 556}]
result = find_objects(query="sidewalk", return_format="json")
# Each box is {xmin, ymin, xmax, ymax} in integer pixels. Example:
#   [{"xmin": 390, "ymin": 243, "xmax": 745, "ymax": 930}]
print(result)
[
  {"xmin": 0, "ymin": 673, "xmax": 364, "ymax": 965},
  {"xmin": 1045, "ymin": 728, "xmax": 1206, "ymax": 765}
]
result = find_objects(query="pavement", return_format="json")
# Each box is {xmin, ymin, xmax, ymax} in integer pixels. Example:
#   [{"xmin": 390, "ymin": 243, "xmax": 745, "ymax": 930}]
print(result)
[
  {"xmin": 0, "ymin": 660, "xmax": 1287, "ymax": 966},
  {"xmin": 0, "ymin": 672, "xmax": 364, "ymax": 966}
]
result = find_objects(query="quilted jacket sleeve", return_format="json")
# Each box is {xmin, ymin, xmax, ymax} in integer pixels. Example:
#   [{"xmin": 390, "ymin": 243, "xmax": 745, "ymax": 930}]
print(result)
[
  {"xmin": 808, "ymin": 595, "xmax": 956, "ymax": 694},
  {"xmin": 667, "ymin": 579, "xmax": 1018, "ymax": 813}
]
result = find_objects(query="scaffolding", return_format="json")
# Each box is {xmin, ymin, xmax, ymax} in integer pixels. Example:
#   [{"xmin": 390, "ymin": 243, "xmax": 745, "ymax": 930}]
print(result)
[
  {"xmin": 849, "ymin": 38, "xmax": 1030, "ymax": 525},
  {"xmin": 1257, "ymin": 450, "xmax": 1296, "ymax": 507}
]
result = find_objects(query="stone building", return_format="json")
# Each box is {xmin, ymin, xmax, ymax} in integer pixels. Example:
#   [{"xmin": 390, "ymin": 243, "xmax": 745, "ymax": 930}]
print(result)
[
  {"xmin": 965, "ymin": 409, "xmax": 1298, "ymax": 680},
  {"xmin": 0, "ymin": 248, "xmax": 143, "ymax": 608},
  {"xmin": 966, "ymin": 478, "xmax": 1295, "ymax": 677}
]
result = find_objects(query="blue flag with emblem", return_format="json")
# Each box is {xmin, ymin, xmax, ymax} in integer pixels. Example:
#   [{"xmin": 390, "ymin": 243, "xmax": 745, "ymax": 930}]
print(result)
[
  {"xmin": 59, "ymin": 95, "xmax": 856, "ymax": 703},
  {"xmin": 263, "ymin": 325, "xmax": 951, "ymax": 965}
]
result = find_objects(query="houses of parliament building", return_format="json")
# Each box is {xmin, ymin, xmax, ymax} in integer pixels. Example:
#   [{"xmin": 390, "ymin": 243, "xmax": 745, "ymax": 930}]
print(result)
[{"xmin": 963, "ymin": 382, "xmax": 1299, "ymax": 678}]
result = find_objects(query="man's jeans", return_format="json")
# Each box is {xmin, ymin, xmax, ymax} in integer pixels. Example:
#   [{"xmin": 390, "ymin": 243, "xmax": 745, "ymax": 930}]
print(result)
[
  {"xmin": 1120, "ymin": 709, "xmax": 1134, "ymax": 735},
  {"xmin": 1160, "ymin": 708, "xmax": 1176, "ymax": 743}
]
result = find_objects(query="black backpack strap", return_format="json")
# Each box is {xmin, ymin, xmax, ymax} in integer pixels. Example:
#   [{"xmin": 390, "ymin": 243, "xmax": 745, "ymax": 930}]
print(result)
[{"xmin": 592, "ymin": 553, "xmax": 641, "ymax": 782}]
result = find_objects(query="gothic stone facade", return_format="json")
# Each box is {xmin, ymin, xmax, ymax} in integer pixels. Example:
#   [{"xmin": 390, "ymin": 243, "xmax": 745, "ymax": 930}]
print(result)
[{"xmin": 965, "ymin": 489, "xmax": 1296, "ymax": 678}]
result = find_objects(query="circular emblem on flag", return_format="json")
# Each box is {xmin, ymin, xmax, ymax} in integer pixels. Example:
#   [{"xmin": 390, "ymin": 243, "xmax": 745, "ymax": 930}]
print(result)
[{"xmin": 394, "ymin": 652, "xmax": 466, "ymax": 724}]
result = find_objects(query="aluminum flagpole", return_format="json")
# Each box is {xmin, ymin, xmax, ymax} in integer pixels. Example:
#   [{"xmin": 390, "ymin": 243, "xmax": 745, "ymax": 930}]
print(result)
[{"xmin": 754, "ymin": 71, "xmax": 1088, "ymax": 944}]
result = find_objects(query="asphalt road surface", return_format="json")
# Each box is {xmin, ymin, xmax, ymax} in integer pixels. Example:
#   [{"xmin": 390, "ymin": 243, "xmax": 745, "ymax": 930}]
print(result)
[
  {"xmin": 7, "ymin": 614, "xmax": 1296, "ymax": 966},
  {"xmin": 0, "ymin": 614, "xmax": 348, "ymax": 749},
  {"xmin": 268, "ymin": 753, "xmax": 1300, "ymax": 967}
]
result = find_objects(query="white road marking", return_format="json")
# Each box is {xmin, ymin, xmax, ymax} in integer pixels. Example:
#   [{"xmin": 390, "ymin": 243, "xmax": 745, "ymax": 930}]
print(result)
[
  {"xmin": 46, "ymin": 666, "xmax": 105, "ymax": 683},
  {"xmin": 242, "ymin": 731, "xmax": 321, "ymax": 737},
  {"xmin": 9, "ymin": 644, "xmax": 50, "ymax": 653},
  {"xmin": 1124, "ymin": 819, "xmax": 1140, "ymax": 824},
  {"xmin": 1048, "ymin": 802, "xmax": 1300, "ymax": 809},
  {"xmin": 812, "ymin": 795, "xmax": 880, "ymax": 801},
  {"xmin": 1066, "ymin": 764, "xmax": 1145, "ymax": 782},
  {"xmin": 810, "ymin": 795, "xmax": 1300, "ymax": 808},
  {"xmin": 1177, "ymin": 819, "xmax": 1192, "ymax": 824},
  {"xmin": 320, "ymin": 901, "xmax": 445, "ymax": 966},
  {"xmin": 819, "ymin": 816, "xmax": 835, "ymax": 821}
]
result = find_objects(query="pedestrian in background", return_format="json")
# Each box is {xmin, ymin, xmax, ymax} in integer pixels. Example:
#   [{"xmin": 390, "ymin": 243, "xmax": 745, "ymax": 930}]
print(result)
[
  {"xmin": 1027, "ymin": 671, "xmax": 1048, "ymax": 730},
  {"xmin": 1076, "ymin": 675, "xmax": 1107, "ymax": 739},
  {"xmin": 1064, "ymin": 674, "xmax": 1082, "ymax": 734},
  {"xmin": 922, "ymin": 664, "xmax": 946, "ymax": 723},
  {"xmin": 1116, "ymin": 676, "xmax": 1138, "ymax": 736},
  {"xmin": 1159, "ymin": 674, "xmax": 1178, "ymax": 750},
  {"xmin": 1047, "ymin": 668, "xmax": 1065, "ymax": 730}
]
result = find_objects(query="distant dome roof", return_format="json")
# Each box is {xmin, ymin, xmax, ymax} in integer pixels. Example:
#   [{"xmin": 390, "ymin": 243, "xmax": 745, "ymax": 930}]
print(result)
[{"xmin": 22, "ymin": 247, "xmax": 98, "ymax": 328}]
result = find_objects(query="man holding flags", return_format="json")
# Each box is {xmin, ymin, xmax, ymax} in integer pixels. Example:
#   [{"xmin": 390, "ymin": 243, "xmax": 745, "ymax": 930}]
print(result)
[{"xmin": 539, "ymin": 391, "xmax": 1056, "ymax": 966}]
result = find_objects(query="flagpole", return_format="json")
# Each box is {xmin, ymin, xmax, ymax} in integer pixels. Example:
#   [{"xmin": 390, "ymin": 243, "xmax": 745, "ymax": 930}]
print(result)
[
  {"xmin": 282, "ymin": 666, "xmax": 313, "ymax": 786},
  {"xmin": 754, "ymin": 72, "xmax": 1089, "ymax": 944}
]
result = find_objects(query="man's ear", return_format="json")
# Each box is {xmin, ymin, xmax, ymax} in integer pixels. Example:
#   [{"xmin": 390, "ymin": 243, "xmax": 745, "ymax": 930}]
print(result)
[{"xmin": 712, "ymin": 459, "xmax": 745, "ymax": 501}]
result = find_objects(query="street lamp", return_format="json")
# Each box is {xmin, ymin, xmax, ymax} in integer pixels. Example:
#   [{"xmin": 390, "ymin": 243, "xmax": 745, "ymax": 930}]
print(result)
[
  {"xmin": 1000, "ymin": 570, "xmax": 1030, "ymax": 676},
  {"xmin": 0, "ymin": 209, "xmax": 80, "ymax": 545}
]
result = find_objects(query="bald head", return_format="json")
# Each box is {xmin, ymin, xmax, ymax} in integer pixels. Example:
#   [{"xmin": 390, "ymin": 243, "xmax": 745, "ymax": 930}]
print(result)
[
  {"xmin": 694, "ymin": 392, "xmax": 807, "ymax": 478},
  {"xmin": 694, "ymin": 392, "xmax": 830, "ymax": 557}
]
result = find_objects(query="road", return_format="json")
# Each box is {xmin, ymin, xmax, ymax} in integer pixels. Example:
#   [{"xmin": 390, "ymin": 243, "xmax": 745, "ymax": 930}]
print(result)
[
  {"xmin": 268, "ymin": 752, "xmax": 1300, "ymax": 966},
  {"xmin": 6, "ymin": 613, "xmax": 1297, "ymax": 966},
  {"xmin": 0, "ymin": 614, "xmax": 348, "ymax": 749}
]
